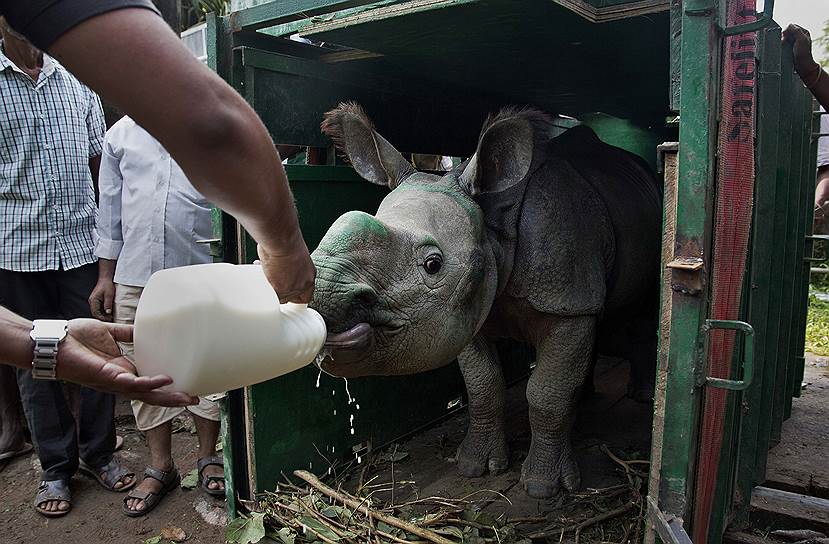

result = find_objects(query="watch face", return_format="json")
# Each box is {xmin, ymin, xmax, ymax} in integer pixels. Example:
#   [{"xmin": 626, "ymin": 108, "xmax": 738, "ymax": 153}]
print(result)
[{"xmin": 31, "ymin": 320, "xmax": 68, "ymax": 341}]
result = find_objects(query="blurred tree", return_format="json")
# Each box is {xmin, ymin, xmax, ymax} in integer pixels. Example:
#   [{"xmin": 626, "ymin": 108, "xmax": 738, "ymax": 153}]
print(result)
[
  {"xmin": 182, "ymin": 0, "xmax": 230, "ymax": 27},
  {"xmin": 817, "ymin": 18, "xmax": 829, "ymax": 68}
]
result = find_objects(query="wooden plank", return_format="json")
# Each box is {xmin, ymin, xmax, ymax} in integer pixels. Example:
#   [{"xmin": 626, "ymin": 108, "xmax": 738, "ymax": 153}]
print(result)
[
  {"xmin": 228, "ymin": 0, "xmax": 380, "ymax": 32},
  {"xmin": 723, "ymin": 531, "xmax": 786, "ymax": 544},
  {"xmin": 750, "ymin": 486, "xmax": 829, "ymax": 533}
]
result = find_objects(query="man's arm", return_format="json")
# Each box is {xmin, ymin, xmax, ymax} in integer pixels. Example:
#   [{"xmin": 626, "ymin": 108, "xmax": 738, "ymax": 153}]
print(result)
[
  {"xmin": 47, "ymin": 8, "xmax": 315, "ymax": 303},
  {"xmin": 0, "ymin": 305, "xmax": 196, "ymax": 406},
  {"xmin": 89, "ymin": 154, "xmax": 101, "ymax": 203},
  {"xmin": 783, "ymin": 24, "xmax": 829, "ymax": 111},
  {"xmin": 90, "ymin": 139, "xmax": 123, "ymax": 321}
]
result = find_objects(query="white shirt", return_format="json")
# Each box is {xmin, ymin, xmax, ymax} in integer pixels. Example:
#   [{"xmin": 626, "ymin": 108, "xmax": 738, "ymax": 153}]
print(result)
[
  {"xmin": 819, "ymin": 108, "xmax": 829, "ymax": 168},
  {"xmin": 94, "ymin": 117, "xmax": 213, "ymax": 287}
]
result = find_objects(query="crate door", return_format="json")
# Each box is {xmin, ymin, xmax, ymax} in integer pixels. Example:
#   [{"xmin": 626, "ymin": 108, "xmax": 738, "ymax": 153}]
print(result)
[{"xmin": 645, "ymin": 18, "xmax": 819, "ymax": 544}]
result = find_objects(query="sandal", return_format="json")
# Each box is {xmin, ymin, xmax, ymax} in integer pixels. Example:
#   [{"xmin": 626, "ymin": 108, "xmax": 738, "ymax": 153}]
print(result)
[
  {"xmin": 122, "ymin": 466, "xmax": 180, "ymax": 517},
  {"xmin": 34, "ymin": 479, "xmax": 71, "ymax": 518},
  {"xmin": 0, "ymin": 442, "xmax": 33, "ymax": 462},
  {"xmin": 197, "ymin": 456, "xmax": 225, "ymax": 497},
  {"xmin": 79, "ymin": 457, "xmax": 136, "ymax": 492}
]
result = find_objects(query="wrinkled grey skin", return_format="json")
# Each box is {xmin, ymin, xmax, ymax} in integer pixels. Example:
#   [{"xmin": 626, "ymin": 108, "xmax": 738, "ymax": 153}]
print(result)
[{"xmin": 310, "ymin": 103, "xmax": 662, "ymax": 498}]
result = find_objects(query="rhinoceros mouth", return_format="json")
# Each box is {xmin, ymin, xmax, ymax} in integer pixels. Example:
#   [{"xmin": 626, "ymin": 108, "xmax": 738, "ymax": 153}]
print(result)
[{"xmin": 325, "ymin": 322, "xmax": 373, "ymax": 350}]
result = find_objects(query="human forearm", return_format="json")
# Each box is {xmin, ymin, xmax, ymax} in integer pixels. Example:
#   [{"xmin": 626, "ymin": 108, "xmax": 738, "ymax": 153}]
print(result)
[
  {"xmin": 97, "ymin": 258, "xmax": 116, "ymax": 281},
  {"xmin": 0, "ymin": 306, "xmax": 34, "ymax": 369},
  {"xmin": 49, "ymin": 10, "xmax": 301, "ymax": 252},
  {"xmin": 48, "ymin": 9, "xmax": 315, "ymax": 301}
]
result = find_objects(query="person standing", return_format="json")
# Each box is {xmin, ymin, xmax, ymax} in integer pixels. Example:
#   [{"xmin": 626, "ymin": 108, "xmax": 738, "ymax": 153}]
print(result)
[
  {"xmin": 0, "ymin": 22, "xmax": 135, "ymax": 517},
  {"xmin": 89, "ymin": 116, "xmax": 225, "ymax": 516}
]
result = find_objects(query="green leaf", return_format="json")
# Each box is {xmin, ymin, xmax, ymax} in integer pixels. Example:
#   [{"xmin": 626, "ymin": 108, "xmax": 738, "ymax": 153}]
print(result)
[
  {"xmin": 225, "ymin": 512, "xmax": 267, "ymax": 544},
  {"xmin": 265, "ymin": 527, "xmax": 296, "ymax": 544},
  {"xmin": 143, "ymin": 537, "xmax": 162, "ymax": 544},
  {"xmin": 298, "ymin": 516, "xmax": 341, "ymax": 541},
  {"xmin": 181, "ymin": 468, "xmax": 199, "ymax": 490},
  {"xmin": 433, "ymin": 526, "xmax": 465, "ymax": 540}
]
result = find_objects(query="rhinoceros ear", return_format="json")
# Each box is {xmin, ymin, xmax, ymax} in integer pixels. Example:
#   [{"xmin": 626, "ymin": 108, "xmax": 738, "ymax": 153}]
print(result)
[
  {"xmin": 460, "ymin": 108, "xmax": 545, "ymax": 196},
  {"xmin": 321, "ymin": 102, "xmax": 415, "ymax": 189}
]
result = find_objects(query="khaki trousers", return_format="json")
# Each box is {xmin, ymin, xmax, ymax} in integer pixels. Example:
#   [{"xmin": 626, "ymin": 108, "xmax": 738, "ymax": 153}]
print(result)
[{"xmin": 114, "ymin": 284, "xmax": 221, "ymax": 432}]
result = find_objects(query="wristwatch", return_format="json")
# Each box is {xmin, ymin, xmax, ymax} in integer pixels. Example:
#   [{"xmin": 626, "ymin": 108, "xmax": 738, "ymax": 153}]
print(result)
[{"xmin": 30, "ymin": 319, "xmax": 69, "ymax": 380}]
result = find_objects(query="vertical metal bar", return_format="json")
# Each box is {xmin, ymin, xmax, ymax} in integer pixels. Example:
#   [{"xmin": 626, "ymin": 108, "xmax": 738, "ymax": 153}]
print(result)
[
  {"xmin": 645, "ymin": 1, "xmax": 719, "ymax": 541},
  {"xmin": 732, "ymin": 22, "xmax": 782, "ymax": 528},
  {"xmin": 207, "ymin": 12, "xmax": 248, "ymax": 517}
]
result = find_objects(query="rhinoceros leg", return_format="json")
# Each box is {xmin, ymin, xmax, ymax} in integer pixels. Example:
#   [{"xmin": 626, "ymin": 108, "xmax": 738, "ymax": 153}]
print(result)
[
  {"xmin": 456, "ymin": 335, "xmax": 509, "ymax": 477},
  {"xmin": 522, "ymin": 315, "xmax": 596, "ymax": 498}
]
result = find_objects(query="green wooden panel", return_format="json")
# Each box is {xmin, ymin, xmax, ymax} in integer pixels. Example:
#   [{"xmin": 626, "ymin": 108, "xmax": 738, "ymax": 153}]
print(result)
[
  {"xmin": 781, "ymin": 80, "xmax": 809, "ymax": 423},
  {"xmin": 646, "ymin": 0, "xmax": 718, "ymax": 535},
  {"xmin": 791, "ymin": 100, "xmax": 819, "ymax": 400},
  {"xmin": 768, "ymin": 45, "xmax": 798, "ymax": 446}
]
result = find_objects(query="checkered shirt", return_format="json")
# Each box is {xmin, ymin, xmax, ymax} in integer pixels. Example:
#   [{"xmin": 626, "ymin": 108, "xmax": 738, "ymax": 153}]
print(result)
[{"xmin": 0, "ymin": 45, "xmax": 105, "ymax": 272}]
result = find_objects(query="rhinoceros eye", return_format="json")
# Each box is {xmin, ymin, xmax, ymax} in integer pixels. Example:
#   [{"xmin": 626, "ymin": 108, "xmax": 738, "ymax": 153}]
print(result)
[{"xmin": 423, "ymin": 255, "xmax": 443, "ymax": 274}]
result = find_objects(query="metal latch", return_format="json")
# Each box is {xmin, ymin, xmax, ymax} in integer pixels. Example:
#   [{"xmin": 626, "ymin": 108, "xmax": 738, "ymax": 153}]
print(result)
[
  {"xmin": 646, "ymin": 497, "xmax": 693, "ymax": 544},
  {"xmin": 196, "ymin": 238, "xmax": 223, "ymax": 258},
  {"xmin": 702, "ymin": 319, "xmax": 754, "ymax": 391}
]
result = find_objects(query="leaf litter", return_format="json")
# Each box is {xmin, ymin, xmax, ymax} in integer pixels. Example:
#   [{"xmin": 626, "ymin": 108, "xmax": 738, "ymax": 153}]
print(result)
[{"xmin": 225, "ymin": 443, "xmax": 648, "ymax": 543}]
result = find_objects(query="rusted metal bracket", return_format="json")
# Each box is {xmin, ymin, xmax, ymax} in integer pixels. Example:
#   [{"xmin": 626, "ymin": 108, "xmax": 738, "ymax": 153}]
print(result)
[{"xmin": 667, "ymin": 256, "xmax": 705, "ymax": 295}]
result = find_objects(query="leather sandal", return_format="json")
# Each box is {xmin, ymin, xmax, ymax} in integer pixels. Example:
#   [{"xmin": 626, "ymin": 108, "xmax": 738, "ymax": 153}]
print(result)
[
  {"xmin": 79, "ymin": 457, "xmax": 136, "ymax": 492},
  {"xmin": 34, "ymin": 479, "xmax": 71, "ymax": 518},
  {"xmin": 197, "ymin": 456, "xmax": 225, "ymax": 497},
  {"xmin": 122, "ymin": 466, "xmax": 180, "ymax": 517}
]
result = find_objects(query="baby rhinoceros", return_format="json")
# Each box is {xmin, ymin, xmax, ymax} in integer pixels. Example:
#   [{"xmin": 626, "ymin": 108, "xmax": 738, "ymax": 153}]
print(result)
[{"xmin": 310, "ymin": 103, "xmax": 662, "ymax": 498}]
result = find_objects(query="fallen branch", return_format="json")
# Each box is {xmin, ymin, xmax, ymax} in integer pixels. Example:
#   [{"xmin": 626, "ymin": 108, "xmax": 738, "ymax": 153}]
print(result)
[
  {"xmin": 294, "ymin": 470, "xmax": 456, "ymax": 544},
  {"xmin": 527, "ymin": 501, "xmax": 636, "ymax": 541}
]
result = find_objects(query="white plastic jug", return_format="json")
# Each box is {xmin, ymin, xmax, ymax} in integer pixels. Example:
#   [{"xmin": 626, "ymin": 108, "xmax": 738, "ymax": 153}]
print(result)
[{"xmin": 133, "ymin": 263, "xmax": 326, "ymax": 396}]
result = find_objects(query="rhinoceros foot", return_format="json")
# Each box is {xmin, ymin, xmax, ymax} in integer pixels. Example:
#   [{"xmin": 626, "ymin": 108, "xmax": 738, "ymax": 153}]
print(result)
[
  {"xmin": 520, "ymin": 438, "xmax": 580, "ymax": 499},
  {"xmin": 456, "ymin": 427, "xmax": 509, "ymax": 478}
]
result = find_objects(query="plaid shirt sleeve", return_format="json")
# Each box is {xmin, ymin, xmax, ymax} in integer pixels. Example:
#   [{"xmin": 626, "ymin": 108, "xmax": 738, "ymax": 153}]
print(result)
[{"xmin": 86, "ymin": 90, "xmax": 106, "ymax": 158}]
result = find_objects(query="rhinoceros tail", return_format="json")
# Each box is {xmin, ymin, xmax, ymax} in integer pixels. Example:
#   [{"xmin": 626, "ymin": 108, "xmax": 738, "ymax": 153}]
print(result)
[{"xmin": 321, "ymin": 102, "xmax": 375, "ymax": 162}]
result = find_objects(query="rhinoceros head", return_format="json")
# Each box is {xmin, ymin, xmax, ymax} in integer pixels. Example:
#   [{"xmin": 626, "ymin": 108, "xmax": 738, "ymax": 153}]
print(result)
[{"xmin": 310, "ymin": 102, "xmax": 544, "ymax": 377}]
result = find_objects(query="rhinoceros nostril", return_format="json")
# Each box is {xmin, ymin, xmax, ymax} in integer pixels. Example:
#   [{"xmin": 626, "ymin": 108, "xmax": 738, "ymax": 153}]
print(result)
[{"xmin": 351, "ymin": 284, "xmax": 378, "ymax": 308}]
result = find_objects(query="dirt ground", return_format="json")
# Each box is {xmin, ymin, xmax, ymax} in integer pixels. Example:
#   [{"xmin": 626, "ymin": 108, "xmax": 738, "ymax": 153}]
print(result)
[
  {"xmin": 12, "ymin": 352, "xmax": 820, "ymax": 543},
  {"xmin": 764, "ymin": 354, "xmax": 829, "ymax": 498},
  {"xmin": 0, "ymin": 399, "xmax": 226, "ymax": 544}
]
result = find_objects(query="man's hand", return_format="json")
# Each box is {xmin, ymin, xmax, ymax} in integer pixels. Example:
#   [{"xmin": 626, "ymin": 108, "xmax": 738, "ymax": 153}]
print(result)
[
  {"xmin": 257, "ymin": 236, "xmax": 316, "ymax": 304},
  {"xmin": 58, "ymin": 319, "xmax": 198, "ymax": 407},
  {"xmin": 783, "ymin": 24, "xmax": 821, "ymax": 83},
  {"xmin": 89, "ymin": 278, "xmax": 115, "ymax": 322}
]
